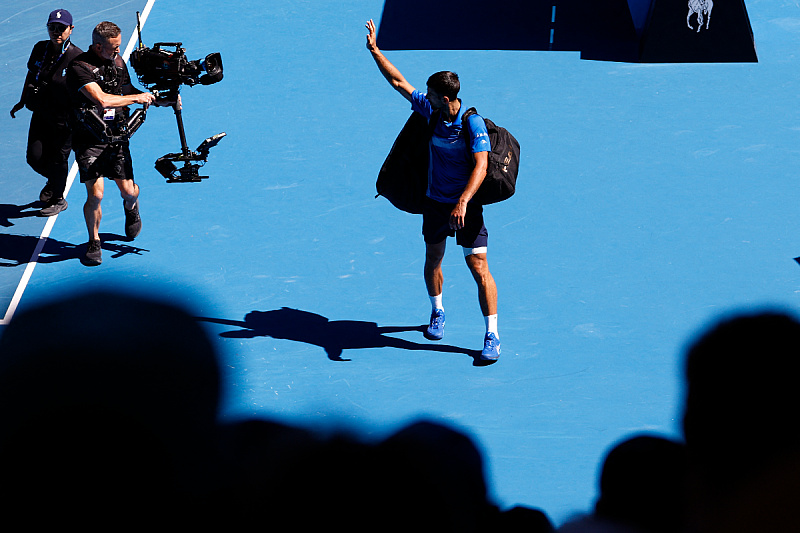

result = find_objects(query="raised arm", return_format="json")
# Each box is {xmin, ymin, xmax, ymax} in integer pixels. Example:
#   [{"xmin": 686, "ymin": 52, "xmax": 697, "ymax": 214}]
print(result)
[{"xmin": 365, "ymin": 19, "xmax": 415, "ymax": 102}]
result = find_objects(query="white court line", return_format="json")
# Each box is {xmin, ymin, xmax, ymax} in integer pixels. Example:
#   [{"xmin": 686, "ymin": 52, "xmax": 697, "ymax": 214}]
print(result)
[{"xmin": 1, "ymin": 0, "xmax": 157, "ymax": 326}]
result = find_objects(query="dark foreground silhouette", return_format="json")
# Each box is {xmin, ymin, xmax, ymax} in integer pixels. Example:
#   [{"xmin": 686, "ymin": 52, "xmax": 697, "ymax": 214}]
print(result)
[{"xmin": 0, "ymin": 290, "xmax": 547, "ymax": 529}]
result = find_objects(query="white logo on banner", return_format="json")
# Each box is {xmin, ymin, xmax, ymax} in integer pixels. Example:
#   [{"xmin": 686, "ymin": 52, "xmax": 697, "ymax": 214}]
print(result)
[{"xmin": 687, "ymin": 0, "xmax": 713, "ymax": 32}]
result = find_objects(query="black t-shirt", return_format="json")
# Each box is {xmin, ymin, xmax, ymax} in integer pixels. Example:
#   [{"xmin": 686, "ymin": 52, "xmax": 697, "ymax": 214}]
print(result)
[
  {"xmin": 67, "ymin": 50, "xmax": 131, "ymax": 106},
  {"xmin": 24, "ymin": 39, "xmax": 83, "ymax": 117},
  {"xmin": 66, "ymin": 50, "xmax": 132, "ymax": 143}
]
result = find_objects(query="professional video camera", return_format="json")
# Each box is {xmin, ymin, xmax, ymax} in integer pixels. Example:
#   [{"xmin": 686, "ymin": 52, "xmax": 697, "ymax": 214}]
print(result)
[{"xmin": 130, "ymin": 11, "xmax": 225, "ymax": 182}]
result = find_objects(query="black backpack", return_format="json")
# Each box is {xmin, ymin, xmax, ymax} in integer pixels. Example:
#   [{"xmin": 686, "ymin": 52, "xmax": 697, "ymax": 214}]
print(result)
[
  {"xmin": 376, "ymin": 109, "xmax": 519, "ymax": 214},
  {"xmin": 461, "ymin": 107, "xmax": 519, "ymax": 206}
]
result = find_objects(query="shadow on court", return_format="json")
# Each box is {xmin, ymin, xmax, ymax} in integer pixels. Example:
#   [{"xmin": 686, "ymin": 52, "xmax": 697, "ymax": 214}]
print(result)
[
  {"xmin": 0, "ymin": 232, "xmax": 148, "ymax": 267},
  {"xmin": 198, "ymin": 307, "xmax": 491, "ymax": 365},
  {"xmin": 0, "ymin": 202, "xmax": 45, "ymax": 227}
]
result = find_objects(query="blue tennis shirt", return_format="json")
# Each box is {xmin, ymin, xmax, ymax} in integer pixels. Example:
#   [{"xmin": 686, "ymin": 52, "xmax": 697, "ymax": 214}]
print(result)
[{"xmin": 410, "ymin": 90, "xmax": 490, "ymax": 203}]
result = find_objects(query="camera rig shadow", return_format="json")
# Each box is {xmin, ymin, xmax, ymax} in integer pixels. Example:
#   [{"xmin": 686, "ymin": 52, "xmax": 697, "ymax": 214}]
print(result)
[{"xmin": 130, "ymin": 11, "xmax": 225, "ymax": 183}]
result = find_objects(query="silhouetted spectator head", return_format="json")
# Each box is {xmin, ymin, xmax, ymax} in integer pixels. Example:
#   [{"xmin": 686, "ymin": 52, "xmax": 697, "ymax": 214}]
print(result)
[
  {"xmin": 215, "ymin": 417, "xmax": 321, "ymax": 513},
  {"xmin": 0, "ymin": 289, "xmax": 222, "ymax": 522},
  {"xmin": 683, "ymin": 311, "xmax": 800, "ymax": 493},
  {"xmin": 497, "ymin": 505, "xmax": 554, "ymax": 533},
  {"xmin": 594, "ymin": 434, "xmax": 688, "ymax": 533},
  {"xmin": 379, "ymin": 419, "xmax": 495, "ymax": 531}
]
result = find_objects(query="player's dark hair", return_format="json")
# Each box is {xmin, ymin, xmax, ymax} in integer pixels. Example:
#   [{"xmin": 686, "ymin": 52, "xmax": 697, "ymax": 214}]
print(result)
[{"xmin": 426, "ymin": 71, "xmax": 460, "ymax": 100}]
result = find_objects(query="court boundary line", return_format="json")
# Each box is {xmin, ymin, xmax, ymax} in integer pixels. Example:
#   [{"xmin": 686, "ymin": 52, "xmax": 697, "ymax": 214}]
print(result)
[{"xmin": 1, "ymin": 0, "xmax": 157, "ymax": 326}]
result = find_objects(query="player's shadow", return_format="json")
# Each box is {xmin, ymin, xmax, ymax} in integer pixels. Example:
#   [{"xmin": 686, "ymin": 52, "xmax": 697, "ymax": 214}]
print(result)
[
  {"xmin": 198, "ymin": 307, "xmax": 488, "ymax": 365},
  {"xmin": 0, "ymin": 202, "xmax": 45, "ymax": 227},
  {"xmin": 0, "ymin": 232, "xmax": 148, "ymax": 266}
]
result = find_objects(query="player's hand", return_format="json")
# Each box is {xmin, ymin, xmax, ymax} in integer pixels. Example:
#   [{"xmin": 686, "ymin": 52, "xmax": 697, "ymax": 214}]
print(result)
[
  {"xmin": 450, "ymin": 201, "xmax": 467, "ymax": 230},
  {"xmin": 365, "ymin": 19, "xmax": 378, "ymax": 52},
  {"xmin": 10, "ymin": 101, "xmax": 24, "ymax": 118}
]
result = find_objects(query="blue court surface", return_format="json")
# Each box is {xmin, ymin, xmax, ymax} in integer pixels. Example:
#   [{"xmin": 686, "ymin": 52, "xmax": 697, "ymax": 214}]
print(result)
[{"xmin": 2, "ymin": 0, "xmax": 799, "ymax": 525}]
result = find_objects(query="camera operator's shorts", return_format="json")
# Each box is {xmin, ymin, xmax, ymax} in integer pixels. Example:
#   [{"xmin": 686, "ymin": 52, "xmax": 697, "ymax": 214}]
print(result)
[
  {"xmin": 76, "ymin": 143, "xmax": 134, "ymax": 183},
  {"xmin": 422, "ymin": 196, "xmax": 488, "ymax": 249}
]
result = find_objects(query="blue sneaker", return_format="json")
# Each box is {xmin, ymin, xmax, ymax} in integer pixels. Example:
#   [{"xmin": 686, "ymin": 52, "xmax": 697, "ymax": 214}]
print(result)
[
  {"xmin": 480, "ymin": 332, "xmax": 501, "ymax": 361},
  {"xmin": 424, "ymin": 309, "xmax": 445, "ymax": 340}
]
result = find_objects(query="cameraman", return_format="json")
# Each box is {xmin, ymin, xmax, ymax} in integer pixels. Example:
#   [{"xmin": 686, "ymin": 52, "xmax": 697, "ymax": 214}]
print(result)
[
  {"xmin": 66, "ymin": 21, "xmax": 168, "ymax": 266},
  {"xmin": 10, "ymin": 9, "xmax": 82, "ymax": 217}
]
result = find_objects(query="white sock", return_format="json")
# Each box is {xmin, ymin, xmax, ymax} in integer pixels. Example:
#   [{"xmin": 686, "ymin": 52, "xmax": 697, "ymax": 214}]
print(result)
[
  {"xmin": 485, "ymin": 314, "xmax": 498, "ymax": 336},
  {"xmin": 430, "ymin": 294, "xmax": 443, "ymax": 311}
]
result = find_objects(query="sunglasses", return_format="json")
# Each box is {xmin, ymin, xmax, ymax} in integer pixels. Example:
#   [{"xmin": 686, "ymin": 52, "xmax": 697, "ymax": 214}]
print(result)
[{"xmin": 47, "ymin": 23, "xmax": 68, "ymax": 33}]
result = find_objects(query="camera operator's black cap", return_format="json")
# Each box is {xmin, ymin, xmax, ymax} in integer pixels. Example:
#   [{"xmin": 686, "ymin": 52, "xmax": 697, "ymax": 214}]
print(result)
[{"xmin": 47, "ymin": 9, "xmax": 72, "ymax": 26}]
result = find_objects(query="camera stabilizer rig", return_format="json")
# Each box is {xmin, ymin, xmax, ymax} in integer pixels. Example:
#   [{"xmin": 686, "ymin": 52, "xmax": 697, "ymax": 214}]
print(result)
[{"xmin": 130, "ymin": 11, "xmax": 225, "ymax": 182}]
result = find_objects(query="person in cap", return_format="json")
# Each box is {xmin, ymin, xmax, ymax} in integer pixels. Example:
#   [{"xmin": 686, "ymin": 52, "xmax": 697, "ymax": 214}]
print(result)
[{"xmin": 10, "ymin": 9, "xmax": 83, "ymax": 216}]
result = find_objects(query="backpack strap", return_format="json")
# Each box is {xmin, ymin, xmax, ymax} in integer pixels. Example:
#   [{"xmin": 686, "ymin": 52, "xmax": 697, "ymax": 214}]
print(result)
[
  {"xmin": 460, "ymin": 107, "xmax": 482, "ymax": 162},
  {"xmin": 460, "ymin": 106, "xmax": 479, "ymax": 139}
]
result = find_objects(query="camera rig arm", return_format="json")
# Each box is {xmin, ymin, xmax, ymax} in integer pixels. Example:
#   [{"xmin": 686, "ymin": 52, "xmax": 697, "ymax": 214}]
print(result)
[
  {"xmin": 130, "ymin": 11, "xmax": 225, "ymax": 183},
  {"xmin": 155, "ymin": 126, "xmax": 227, "ymax": 182}
]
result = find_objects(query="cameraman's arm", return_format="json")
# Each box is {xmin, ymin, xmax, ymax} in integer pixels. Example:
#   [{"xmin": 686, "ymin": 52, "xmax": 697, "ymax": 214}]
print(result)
[{"xmin": 80, "ymin": 81, "xmax": 155, "ymax": 109}]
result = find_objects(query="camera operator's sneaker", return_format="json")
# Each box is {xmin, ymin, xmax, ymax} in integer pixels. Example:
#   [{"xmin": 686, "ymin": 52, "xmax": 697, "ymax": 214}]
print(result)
[
  {"xmin": 82, "ymin": 239, "xmax": 102, "ymax": 266},
  {"xmin": 480, "ymin": 332, "xmax": 501, "ymax": 361},
  {"xmin": 424, "ymin": 309, "xmax": 445, "ymax": 340},
  {"xmin": 124, "ymin": 200, "xmax": 142, "ymax": 239},
  {"xmin": 39, "ymin": 183, "xmax": 54, "ymax": 203},
  {"xmin": 39, "ymin": 198, "xmax": 67, "ymax": 217}
]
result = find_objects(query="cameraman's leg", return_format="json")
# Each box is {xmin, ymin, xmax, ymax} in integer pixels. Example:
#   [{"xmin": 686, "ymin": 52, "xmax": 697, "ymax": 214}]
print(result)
[
  {"xmin": 112, "ymin": 144, "xmax": 139, "ymax": 210},
  {"xmin": 76, "ymin": 146, "xmax": 106, "ymax": 241},
  {"xmin": 84, "ymin": 177, "xmax": 104, "ymax": 241},
  {"xmin": 114, "ymin": 177, "xmax": 139, "ymax": 210},
  {"xmin": 112, "ymin": 147, "xmax": 141, "ymax": 239}
]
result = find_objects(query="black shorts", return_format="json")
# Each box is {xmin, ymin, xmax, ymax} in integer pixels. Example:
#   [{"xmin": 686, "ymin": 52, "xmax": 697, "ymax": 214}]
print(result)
[
  {"xmin": 422, "ymin": 197, "xmax": 488, "ymax": 249},
  {"xmin": 76, "ymin": 143, "xmax": 134, "ymax": 183}
]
